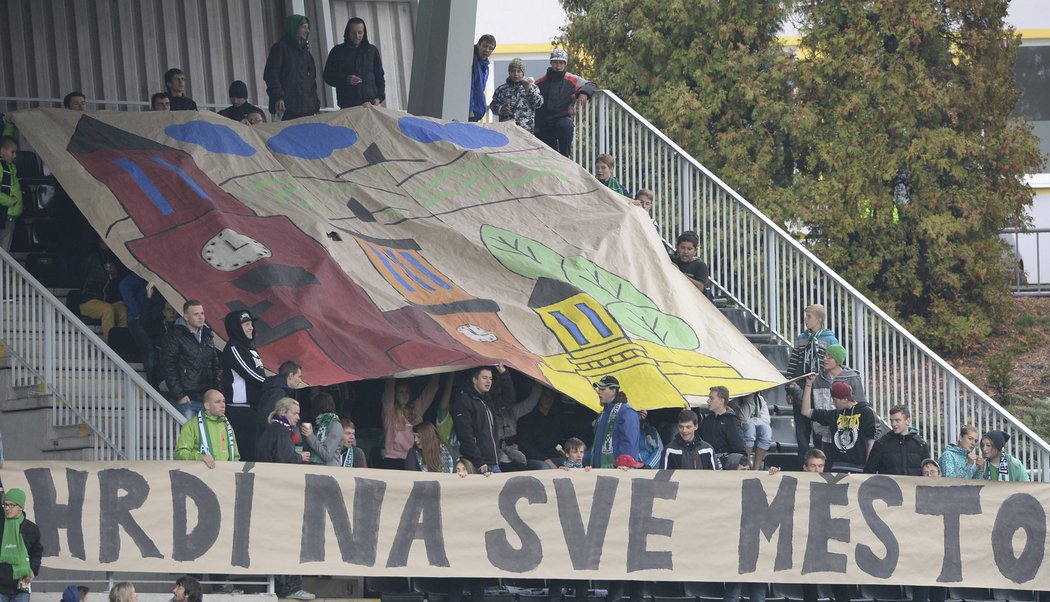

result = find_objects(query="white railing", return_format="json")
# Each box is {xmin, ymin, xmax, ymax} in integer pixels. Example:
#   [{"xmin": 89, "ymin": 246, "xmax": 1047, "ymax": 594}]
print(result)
[
  {"xmin": 0, "ymin": 248, "xmax": 185, "ymax": 461},
  {"xmin": 574, "ymin": 90, "xmax": 1050, "ymax": 480},
  {"xmin": 1001, "ymin": 227, "xmax": 1049, "ymax": 295}
]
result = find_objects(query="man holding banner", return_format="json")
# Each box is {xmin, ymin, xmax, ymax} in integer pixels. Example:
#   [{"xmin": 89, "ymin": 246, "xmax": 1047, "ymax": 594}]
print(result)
[{"xmin": 174, "ymin": 390, "xmax": 240, "ymax": 468}]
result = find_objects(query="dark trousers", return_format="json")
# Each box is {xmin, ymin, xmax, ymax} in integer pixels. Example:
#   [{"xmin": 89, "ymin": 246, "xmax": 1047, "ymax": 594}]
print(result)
[
  {"xmin": 537, "ymin": 117, "xmax": 575, "ymax": 157},
  {"xmin": 274, "ymin": 574, "xmax": 303, "ymax": 597},
  {"xmin": 226, "ymin": 405, "xmax": 258, "ymax": 462},
  {"xmin": 281, "ymin": 110, "xmax": 314, "ymax": 121}
]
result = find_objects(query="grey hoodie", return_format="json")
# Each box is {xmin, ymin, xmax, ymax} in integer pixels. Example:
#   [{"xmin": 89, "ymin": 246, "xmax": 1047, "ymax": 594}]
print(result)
[{"xmin": 811, "ymin": 365, "xmax": 866, "ymax": 440}]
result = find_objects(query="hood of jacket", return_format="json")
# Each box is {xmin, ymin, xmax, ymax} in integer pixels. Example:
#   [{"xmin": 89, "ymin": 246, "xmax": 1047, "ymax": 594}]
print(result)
[
  {"xmin": 343, "ymin": 17, "xmax": 371, "ymax": 46},
  {"xmin": 284, "ymin": 14, "xmax": 310, "ymax": 48},
  {"xmin": 673, "ymin": 433, "xmax": 711, "ymax": 450},
  {"xmin": 943, "ymin": 443, "xmax": 970, "ymax": 457},
  {"xmin": 545, "ymin": 67, "xmax": 566, "ymax": 82},
  {"xmin": 261, "ymin": 374, "xmax": 292, "ymax": 395},
  {"xmin": 223, "ymin": 310, "xmax": 256, "ymax": 346}
]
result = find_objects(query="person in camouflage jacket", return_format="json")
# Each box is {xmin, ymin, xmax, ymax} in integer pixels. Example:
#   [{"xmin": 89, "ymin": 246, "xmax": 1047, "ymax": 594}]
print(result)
[{"xmin": 489, "ymin": 58, "xmax": 543, "ymax": 133}]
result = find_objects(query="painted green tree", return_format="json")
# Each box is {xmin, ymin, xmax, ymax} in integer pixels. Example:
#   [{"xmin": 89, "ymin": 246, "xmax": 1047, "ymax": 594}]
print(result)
[
  {"xmin": 786, "ymin": 0, "xmax": 1042, "ymax": 351},
  {"xmin": 560, "ymin": 0, "xmax": 1043, "ymax": 352},
  {"xmin": 557, "ymin": 0, "xmax": 797, "ymax": 204}
]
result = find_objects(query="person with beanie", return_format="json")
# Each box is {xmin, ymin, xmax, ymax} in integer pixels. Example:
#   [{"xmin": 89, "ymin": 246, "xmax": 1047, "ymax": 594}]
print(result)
[
  {"xmin": 0, "ymin": 488, "xmax": 43, "ymax": 602},
  {"xmin": 980, "ymin": 430, "xmax": 1030, "ymax": 481},
  {"xmin": 808, "ymin": 342, "xmax": 867, "ymax": 453},
  {"xmin": 220, "ymin": 310, "xmax": 266, "ymax": 460},
  {"xmin": 587, "ymin": 375, "xmax": 641, "ymax": 469},
  {"xmin": 218, "ymin": 80, "xmax": 267, "ymax": 123},
  {"xmin": 469, "ymin": 34, "xmax": 496, "ymax": 122},
  {"xmin": 489, "ymin": 57, "xmax": 543, "ymax": 133},
  {"xmin": 263, "ymin": 15, "xmax": 321, "ymax": 120},
  {"xmin": 534, "ymin": 48, "xmax": 597, "ymax": 156},
  {"xmin": 801, "ymin": 377, "xmax": 876, "ymax": 473},
  {"xmin": 323, "ymin": 17, "xmax": 386, "ymax": 108}
]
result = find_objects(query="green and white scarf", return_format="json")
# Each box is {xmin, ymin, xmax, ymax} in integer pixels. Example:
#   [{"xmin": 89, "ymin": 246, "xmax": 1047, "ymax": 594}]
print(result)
[
  {"xmin": 311, "ymin": 412, "xmax": 340, "ymax": 465},
  {"xmin": 597, "ymin": 402, "xmax": 624, "ymax": 468},
  {"xmin": 415, "ymin": 446, "xmax": 455, "ymax": 473},
  {"xmin": 0, "ymin": 513, "xmax": 31, "ymax": 581},
  {"xmin": 198, "ymin": 411, "xmax": 237, "ymax": 461}
]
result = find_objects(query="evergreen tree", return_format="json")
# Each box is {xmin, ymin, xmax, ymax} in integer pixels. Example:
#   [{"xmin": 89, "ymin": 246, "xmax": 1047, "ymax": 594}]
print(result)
[
  {"xmin": 787, "ymin": 0, "xmax": 1042, "ymax": 351},
  {"xmin": 558, "ymin": 0, "xmax": 796, "ymax": 203}
]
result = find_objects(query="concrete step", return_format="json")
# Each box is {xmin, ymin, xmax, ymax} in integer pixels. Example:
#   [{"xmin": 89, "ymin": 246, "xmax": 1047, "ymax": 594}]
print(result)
[
  {"xmin": 756, "ymin": 343, "xmax": 790, "ymax": 371},
  {"xmin": 744, "ymin": 332, "xmax": 777, "ymax": 344},
  {"xmin": 3, "ymin": 391, "xmax": 53, "ymax": 412}
]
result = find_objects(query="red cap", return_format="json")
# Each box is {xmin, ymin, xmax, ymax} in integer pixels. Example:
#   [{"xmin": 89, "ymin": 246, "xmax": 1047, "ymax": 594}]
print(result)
[
  {"xmin": 830, "ymin": 382, "xmax": 853, "ymax": 401},
  {"xmin": 614, "ymin": 454, "xmax": 644, "ymax": 469}
]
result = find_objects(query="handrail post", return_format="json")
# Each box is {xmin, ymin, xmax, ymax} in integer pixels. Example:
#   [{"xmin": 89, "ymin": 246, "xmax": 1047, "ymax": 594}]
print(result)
[
  {"xmin": 765, "ymin": 225, "xmax": 778, "ymax": 335},
  {"xmin": 598, "ymin": 94, "xmax": 607, "ymax": 154},
  {"xmin": 43, "ymin": 306, "xmax": 55, "ymax": 385},
  {"xmin": 125, "ymin": 378, "xmax": 140, "ymax": 461}
]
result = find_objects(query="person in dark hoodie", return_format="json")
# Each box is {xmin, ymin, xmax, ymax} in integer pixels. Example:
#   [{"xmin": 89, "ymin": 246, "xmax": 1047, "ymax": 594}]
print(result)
[
  {"xmin": 864, "ymin": 404, "xmax": 930, "ymax": 476},
  {"xmin": 60, "ymin": 585, "xmax": 89, "ymax": 602},
  {"xmin": 663, "ymin": 408, "xmax": 719, "ymax": 470},
  {"xmin": 323, "ymin": 17, "xmax": 385, "ymax": 108},
  {"xmin": 256, "ymin": 361, "xmax": 303, "ymax": 434},
  {"xmin": 218, "ymin": 80, "xmax": 267, "ymax": 123},
  {"xmin": 220, "ymin": 310, "xmax": 266, "ymax": 461},
  {"xmin": 534, "ymin": 48, "xmax": 597, "ymax": 157},
  {"xmin": 263, "ymin": 15, "xmax": 320, "ymax": 121},
  {"xmin": 699, "ymin": 386, "xmax": 747, "ymax": 469},
  {"xmin": 801, "ymin": 378, "xmax": 876, "ymax": 473}
]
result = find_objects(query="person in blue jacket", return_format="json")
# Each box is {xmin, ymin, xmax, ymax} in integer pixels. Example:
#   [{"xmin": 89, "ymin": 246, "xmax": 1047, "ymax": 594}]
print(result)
[
  {"xmin": 587, "ymin": 375, "xmax": 641, "ymax": 468},
  {"xmin": 469, "ymin": 34, "xmax": 496, "ymax": 122}
]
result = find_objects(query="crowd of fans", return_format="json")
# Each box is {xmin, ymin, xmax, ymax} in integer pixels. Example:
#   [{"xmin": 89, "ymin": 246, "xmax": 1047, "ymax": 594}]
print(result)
[{"xmin": 0, "ymin": 15, "xmax": 1041, "ymax": 602}]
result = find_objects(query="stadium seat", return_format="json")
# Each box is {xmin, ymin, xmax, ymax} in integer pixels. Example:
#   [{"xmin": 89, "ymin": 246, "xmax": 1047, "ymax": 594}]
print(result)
[
  {"xmin": 949, "ymin": 586, "xmax": 994, "ymax": 600},
  {"xmin": 683, "ymin": 582, "xmax": 725, "ymax": 602},
  {"xmin": 993, "ymin": 590, "xmax": 1035, "ymax": 602},
  {"xmin": 860, "ymin": 585, "xmax": 909, "ymax": 602},
  {"xmin": 365, "ymin": 577, "xmax": 415, "ymax": 596},
  {"xmin": 769, "ymin": 415, "xmax": 798, "ymax": 455}
]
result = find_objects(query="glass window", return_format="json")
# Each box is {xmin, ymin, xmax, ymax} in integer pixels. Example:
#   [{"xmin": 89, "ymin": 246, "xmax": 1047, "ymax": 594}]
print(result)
[{"xmin": 1014, "ymin": 44, "xmax": 1050, "ymax": 172}]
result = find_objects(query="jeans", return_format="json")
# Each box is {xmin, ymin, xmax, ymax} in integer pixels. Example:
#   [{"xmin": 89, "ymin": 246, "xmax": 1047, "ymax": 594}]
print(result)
[
  {"xmin": 741, "ymin": 422, "xmax": 773, "ymax": 450},
  {"xmin": 177, "ymin": 400, "xmax": 204, "ymax": 419},
  {"xmin": 274, "ymin": 574, "xmax": 304, "ymax": 597},
  {"xmin": 725, "ymin": 583, "xmax": 766, "ymax": 602},
  {"xmin": 536, "ymin": 117, "xmax": 575, "ymax": 157},
  {"xmin": 0, "ymin": 592, "xmax": 32, "ymax": 602}
]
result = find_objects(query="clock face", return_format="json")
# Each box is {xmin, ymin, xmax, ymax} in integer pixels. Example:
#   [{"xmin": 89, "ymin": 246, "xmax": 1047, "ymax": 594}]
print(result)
[
  {"xmin": 201, "ymin": 227, "xmax": 272, "ymax": 271},
  {"xmin": 458, "ymin": 324, "xmax": 498, "ymax": 343}
]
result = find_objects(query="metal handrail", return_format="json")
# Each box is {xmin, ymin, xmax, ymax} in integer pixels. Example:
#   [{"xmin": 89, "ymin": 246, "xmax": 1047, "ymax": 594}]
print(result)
[
  {"xmin": 574, "ymin": 89, "xmax": 1050, "ymax": 480},
  {"xmin": 0, "ymin": 247, "xmax": 185, "ymax": 461}
]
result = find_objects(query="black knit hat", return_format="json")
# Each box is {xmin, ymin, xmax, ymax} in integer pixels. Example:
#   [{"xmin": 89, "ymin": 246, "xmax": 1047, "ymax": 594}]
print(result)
[
  {"xmin": 983, "ymin": 429, "xmax": 1010, "ymax": 451},
  {"xmin": 229, "ymin": 80, "xmax": 248, "ymax": 99},
  {"xmin": 592, "ymin": 375, "xmax": 620, "ymax": 390}
]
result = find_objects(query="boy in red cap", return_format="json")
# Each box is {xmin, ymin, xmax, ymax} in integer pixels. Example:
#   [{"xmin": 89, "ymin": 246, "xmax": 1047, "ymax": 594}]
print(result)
[{"xmin": 800, "ymin": 376, "xmax": 876, "ymax": 473}]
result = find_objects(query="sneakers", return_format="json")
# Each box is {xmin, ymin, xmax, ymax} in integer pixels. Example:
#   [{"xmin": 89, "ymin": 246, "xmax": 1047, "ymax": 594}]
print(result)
[{"xmin": 284, "ymin": 590, "xmax": 315, "ymax": 600}]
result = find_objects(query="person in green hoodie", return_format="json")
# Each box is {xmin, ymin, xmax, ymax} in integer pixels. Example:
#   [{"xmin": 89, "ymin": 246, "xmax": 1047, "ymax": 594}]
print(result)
[
  {"xmin": 174, "ymin": 389, "xmax": 240, "ymax": 468},
  {"xmin": 0, "ymin": 136, "xmax": 23, "ymax": 253},
  {"xmin": 980, "ymin": 429, "xmax": 1030, "ymax": 482},
  {"xmin": 263, "ymin": 15, "xmax": 321, "ymax": 121},
  {"xmin": 1, "ymin": 488, "xmax": 42, "ymax": 602}
]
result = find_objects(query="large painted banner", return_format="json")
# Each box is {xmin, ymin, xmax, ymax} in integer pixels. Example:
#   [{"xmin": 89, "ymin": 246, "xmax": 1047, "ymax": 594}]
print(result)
[
  {"xmin": 12, "ymin": 108, "xmax": 782, "ymax": 410},
  {"xmin": 2, "ymin": 462, "xmax": 1048, "ymax": 588}
]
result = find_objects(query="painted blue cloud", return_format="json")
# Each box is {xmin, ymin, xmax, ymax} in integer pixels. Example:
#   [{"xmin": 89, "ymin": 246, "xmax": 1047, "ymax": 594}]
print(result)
[
  {"xmin": 266, "ymin": 123, "xmax": 358, "ymax": 159},
  {"xmin": 165, "ymin": 121, "xmax": 256, "ymax": 157},
  {"xmin": 398, "ymin": 117, "xmax": 509, "ymax": 149}
]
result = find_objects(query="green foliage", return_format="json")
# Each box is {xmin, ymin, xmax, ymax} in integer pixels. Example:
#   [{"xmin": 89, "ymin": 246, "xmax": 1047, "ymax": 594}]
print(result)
[
  {"xmin": 559, "ymin": 0, "xmax": 1044, "ymax": 354},
  {"xmin": 1023, "ymin": 398, "xmax": 1050, "ymax": 446},
  {"xmin": 985, "ymin": 351, "xmax": 1017, "ymax": 405}
]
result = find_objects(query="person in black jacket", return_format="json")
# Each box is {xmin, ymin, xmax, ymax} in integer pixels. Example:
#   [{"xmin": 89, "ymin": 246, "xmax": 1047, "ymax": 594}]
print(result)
[
  {"xmin": 699, "ymin": 386, "xmax": 747, "ymax": 470},
  {"xmin": 263, "ymin": 15, "xmax": 321, "ymax": 121},
  {"xmin": 516, "ymin": 388, "xmax": 569, "ymax": 469},
  {"xmin": 0, "ymin": 488, "xmax": 43, "ymax": 600},
  {"xmin": 163, "ymin": 68, "xmax": 198, "ymax": 111},
  {"xmin": 663, "ymin": 409, "xmax": 719, "ymax": 470},
  {"xmin": 221, "ymin": 310, "xmax": 266, "ymax": 462},
  {"xmin": 255, "ymin": 398, "xmax": 315, "ymax": 601},
  {"xmin": 323, "ymin": 17, "xmax": 385, "ymax": 108},
  {"xmin": 534, "ymin": 48, "xmax": 597, "ymax": 157},
  {"xmin": 218, "ymin": 80, "xmax": 267, "ymax": 124},
  {"xmin": 256, "ymin": 361, "xmax": 303, "ymax": 433},
  {"xmin": 78, "ymin": 238, "xmax": 127, "ymax": 343},
  {"xmin": 451, "ymin": 365, "xmax": 515, "ymax": 474},
  {"xmin": 162, "ymin": 300, "xmax": 221, "ymax": 419},
  {"xmin": 865, "ymin": 404, "xmax": 930, "ymax": 476}
]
